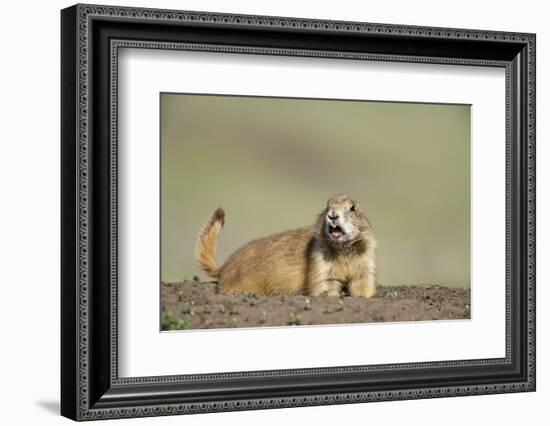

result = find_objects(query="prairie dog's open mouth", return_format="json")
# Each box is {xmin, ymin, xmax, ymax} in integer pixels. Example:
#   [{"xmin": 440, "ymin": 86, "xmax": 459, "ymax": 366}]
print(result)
[{"xmin": 328, "ymin": 225, "xmax": 345, "ymax": 239}]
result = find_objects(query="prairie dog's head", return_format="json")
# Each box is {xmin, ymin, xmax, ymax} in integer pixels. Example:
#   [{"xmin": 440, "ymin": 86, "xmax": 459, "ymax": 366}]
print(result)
[{"xmin": 320, "ymin": 194, "xmax": 370, "ymax": 244}]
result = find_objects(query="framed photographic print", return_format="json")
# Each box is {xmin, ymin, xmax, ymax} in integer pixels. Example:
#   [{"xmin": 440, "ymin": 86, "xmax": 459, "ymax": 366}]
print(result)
[{"xmin": 61, "ymin": 3, "xmax": 536, "ymax": 421}]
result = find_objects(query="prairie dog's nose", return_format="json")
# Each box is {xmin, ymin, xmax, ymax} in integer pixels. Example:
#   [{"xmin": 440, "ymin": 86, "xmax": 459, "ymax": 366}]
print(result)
[{"xmin": 327, "ymin": 212, "xmax": 339, "ymax": 221}]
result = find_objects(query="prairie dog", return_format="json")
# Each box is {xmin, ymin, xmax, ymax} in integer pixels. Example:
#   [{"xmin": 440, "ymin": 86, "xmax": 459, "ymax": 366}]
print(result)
[{"xmin": 195, "ymin": 194, "xmax": 378, "ymax": 297}]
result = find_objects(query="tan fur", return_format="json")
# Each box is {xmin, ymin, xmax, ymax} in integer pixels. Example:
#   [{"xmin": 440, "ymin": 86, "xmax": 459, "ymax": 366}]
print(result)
[
  {"xmin": 194, "ymin": 208, "xmax": 225, "ymax": 277},
  {"xmin": 194, "ymin": 195, "xmax": 378, "ymax": 297}
]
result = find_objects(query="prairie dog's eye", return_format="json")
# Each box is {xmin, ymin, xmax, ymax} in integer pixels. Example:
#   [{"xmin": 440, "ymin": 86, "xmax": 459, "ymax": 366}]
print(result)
[{"xmin": 350, "ymin": 205, "xmax": 356, "ymax": 212}]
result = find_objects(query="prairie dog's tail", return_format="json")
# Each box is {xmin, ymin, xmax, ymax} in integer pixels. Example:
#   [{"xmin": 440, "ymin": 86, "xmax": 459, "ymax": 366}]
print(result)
[{"xmin": 195, "ymin": 208, "xmax": 225, "ymax": 278}]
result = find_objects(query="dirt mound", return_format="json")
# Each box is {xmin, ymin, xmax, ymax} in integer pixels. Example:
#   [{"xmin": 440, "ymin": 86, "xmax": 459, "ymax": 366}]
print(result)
[{"xmin": 161, "ymin": 281, "xmax": 470, "ymax": 330}]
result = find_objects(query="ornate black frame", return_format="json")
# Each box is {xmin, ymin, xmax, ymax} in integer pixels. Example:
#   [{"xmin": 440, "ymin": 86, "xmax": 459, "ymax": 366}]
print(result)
[{"xmin": 61, "ymin": 3, "xmax": 536, "ymax": 421}]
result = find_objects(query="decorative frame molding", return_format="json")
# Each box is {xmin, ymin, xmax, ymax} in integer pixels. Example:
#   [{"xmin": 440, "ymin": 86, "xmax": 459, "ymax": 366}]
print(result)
[{"xmin": 61, "ymin": 3, "xmax": 535, "ymax": 421}]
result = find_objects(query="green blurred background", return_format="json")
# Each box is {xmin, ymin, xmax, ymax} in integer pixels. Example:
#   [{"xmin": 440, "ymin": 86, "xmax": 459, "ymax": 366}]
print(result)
[{"xmin": 161, "ymin": 93, "xmax": 470, "ymax": 288}]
